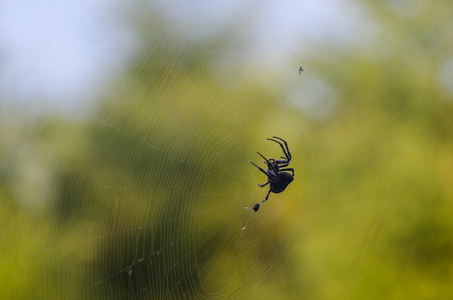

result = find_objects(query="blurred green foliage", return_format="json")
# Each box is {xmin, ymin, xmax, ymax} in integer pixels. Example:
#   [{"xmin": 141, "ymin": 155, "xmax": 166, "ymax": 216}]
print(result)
[{"xmin": 1, "ymin": 1, "xmax": 453, "ymax": 299}]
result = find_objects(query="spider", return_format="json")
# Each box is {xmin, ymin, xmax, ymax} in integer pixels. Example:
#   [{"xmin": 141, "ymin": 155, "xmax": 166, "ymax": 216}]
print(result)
[{"xmin": 250, "ymin": 136, "xmax": 294, "ymax": 212}]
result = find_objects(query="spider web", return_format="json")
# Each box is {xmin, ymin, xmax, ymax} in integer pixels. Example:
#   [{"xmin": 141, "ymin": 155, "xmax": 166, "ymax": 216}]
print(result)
[{"xmin": 2, "ymin": 1, "xmax": 453, "ymax": 299}]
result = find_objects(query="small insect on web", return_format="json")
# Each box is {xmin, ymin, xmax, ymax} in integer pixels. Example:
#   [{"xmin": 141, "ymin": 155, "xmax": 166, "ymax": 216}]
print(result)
[{"xmin": 250, "ymin": 136, "xmax": 294, "ymax": 212}]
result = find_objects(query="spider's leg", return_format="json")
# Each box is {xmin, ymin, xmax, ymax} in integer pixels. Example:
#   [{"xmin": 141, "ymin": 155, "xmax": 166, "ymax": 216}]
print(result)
[
  {"xmin": 279, "ymin": 168, "xmax": 294, "ymax": 176},
  {"xmin": 268, "ymin": 137, "xmax": 291, "ymax": 161},
  {"xmin": 268, "ymin": 159, "xmax": 282, "ymax": 171},
  {"xmin": 261, "ymin": 159, "xmax": 278, "ymax": 177},
  {"xmin": 257, "ymin": 152, "xmax": 271, "ymax": 165},
  {"xmin": 258, "ymin": 181, "xmax": 269, "ymax": 188},
  {"xmin": 274, "ymin": 136, "xmax": 292, "ymax": 160},
  {"xmin": 275, "ymin": 160, "xmax": 289, "ymax": 167},
  {"xmin": 269, "ymin": 136, "xmax": 292, "ymax": 161},
  {"xmin": 257, "ymin": 153, "xmax": 278, "ymax": 179},
  {"xmin": 268, "ymin": 139, "xmax": 291, "ymax": 162},
  {"xmin": 261, "ymin": 189, "xmax": 272, "ymax": 203},
  {"xmin": 250, "ymin": 161, "xmax": 268, "ymax": 176}
]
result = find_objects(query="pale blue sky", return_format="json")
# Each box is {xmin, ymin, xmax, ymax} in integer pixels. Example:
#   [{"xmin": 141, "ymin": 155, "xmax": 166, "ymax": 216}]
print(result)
[{"xmin": 0, "ymin": 0, "xmax": 375, "ymax": 112}]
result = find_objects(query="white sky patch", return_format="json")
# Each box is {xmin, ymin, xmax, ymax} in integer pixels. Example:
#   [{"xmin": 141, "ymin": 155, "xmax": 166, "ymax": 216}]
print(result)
[
  {"xmin": 290, "ymin": 76, "xmax": 338, "ymax": 120},
  {"xmin": 0, "ymin": 0, "xmax": 374, "ymax": 112},
  {"xmin": 248, "ymin": 0, "xmax": 379, "ymax": 65},
  {"xmin": 0, "ymin": 0, "xmax": 134, "ymax": 111}
]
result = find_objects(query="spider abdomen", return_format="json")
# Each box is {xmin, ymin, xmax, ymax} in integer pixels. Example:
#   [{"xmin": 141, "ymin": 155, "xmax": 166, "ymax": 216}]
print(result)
[{"xmin": 270, "ymin": 172, "xmax": 294, "ymax": 193}]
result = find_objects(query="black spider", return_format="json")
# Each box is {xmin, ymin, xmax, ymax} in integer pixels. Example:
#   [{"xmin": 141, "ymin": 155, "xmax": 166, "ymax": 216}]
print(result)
[{"xmin": 250, "ymin": 136, "xmax": 294, "ymax": 212}]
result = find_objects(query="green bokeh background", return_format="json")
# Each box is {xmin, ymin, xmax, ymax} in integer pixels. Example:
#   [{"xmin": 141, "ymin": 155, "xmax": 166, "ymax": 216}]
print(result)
[{"xmin": 1, "ymin": 1, "xmax": 453, "ymax": 299}]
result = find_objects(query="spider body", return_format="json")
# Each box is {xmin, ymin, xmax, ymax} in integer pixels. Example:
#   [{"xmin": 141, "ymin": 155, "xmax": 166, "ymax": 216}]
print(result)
[
  {"xmin": 250, "ymin": 136, "xmax": 294, "ymax": 212},
  {"xmin": 269, "ymin": 171, "xmax": 293, "ymax": 193}
]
